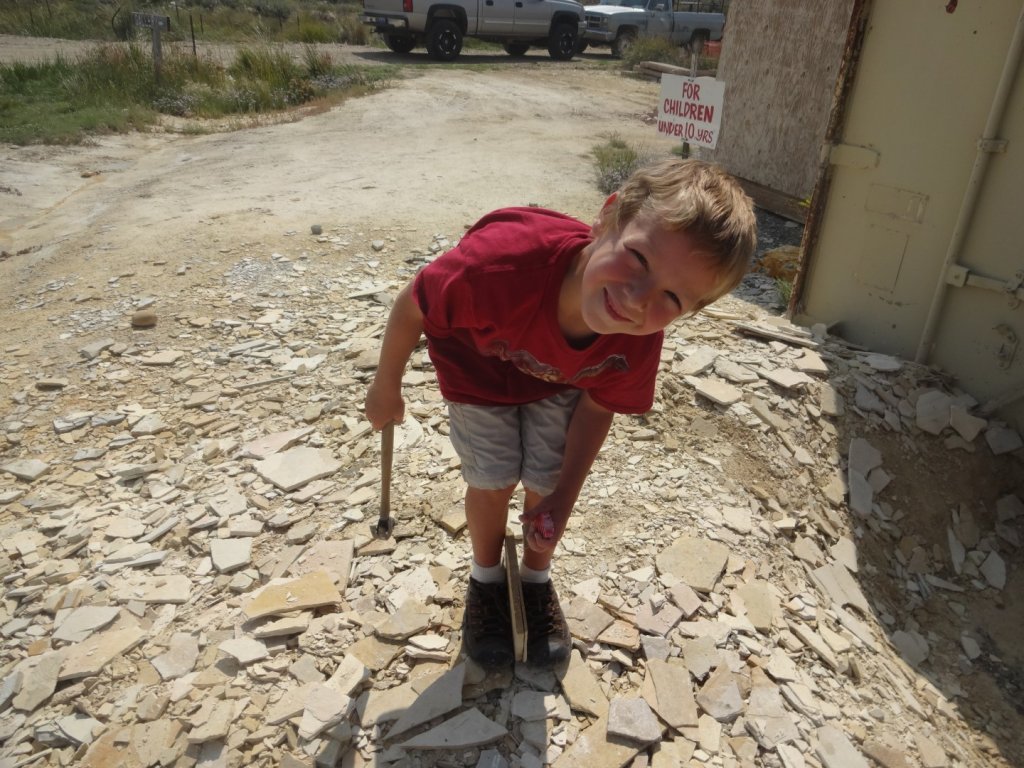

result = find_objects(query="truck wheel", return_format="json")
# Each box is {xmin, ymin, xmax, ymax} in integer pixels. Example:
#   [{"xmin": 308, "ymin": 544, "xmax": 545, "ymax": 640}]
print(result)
[
  {"xmin": 686, "ymin": 31, "xmax": 708, "ymax": 56},
  {"xmin": 547, "ymin": 21, "xmax": 578, "ymax": 61},
  {"xmin": 503, "ymin": 43, "xmax": 529, "ymax": 56},
  {"xmin": 426, "ymin": 19, "xmax": 463, "ymax": 61},
  {"xmin": 383, "ymin": 34, "xmax": 416, "ymax": 54},
  {"xmin": 611, "ymin": 29, "xmax": 636, "ymax": 59}
]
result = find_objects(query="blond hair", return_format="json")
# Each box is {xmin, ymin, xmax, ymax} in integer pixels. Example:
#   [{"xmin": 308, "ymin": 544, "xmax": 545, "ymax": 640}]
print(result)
[{"xmin": 601, "ymin": 157, "xmax": 757, "ymax": 310}]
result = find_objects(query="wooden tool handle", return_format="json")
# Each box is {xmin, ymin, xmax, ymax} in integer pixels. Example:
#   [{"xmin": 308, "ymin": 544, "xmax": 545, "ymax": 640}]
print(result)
[{"xmin": 380, "ymin": 422, "xmax": 394, "ymax": 519}]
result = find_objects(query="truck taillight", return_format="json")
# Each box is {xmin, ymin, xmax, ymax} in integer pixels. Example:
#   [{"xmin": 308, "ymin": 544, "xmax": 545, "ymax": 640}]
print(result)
[{"xmin": 403, "ymin": 0, "xmax": 413, "ymax": 10}]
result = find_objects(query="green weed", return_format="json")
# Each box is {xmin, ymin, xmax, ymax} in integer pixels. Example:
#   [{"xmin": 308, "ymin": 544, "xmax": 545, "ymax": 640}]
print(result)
[
  {"xmin": 775, "ymin": 277, "xmax": 794, "ymax": 306},
  {"xmin": 591, "ymin": 134, "xmax": 651, "ymax": 195}
]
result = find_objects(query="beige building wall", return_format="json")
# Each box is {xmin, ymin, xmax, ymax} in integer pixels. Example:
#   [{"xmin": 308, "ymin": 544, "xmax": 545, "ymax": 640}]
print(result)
[
  {"xmin": 710, "ymin": 0, "xmax": 854, "ymax": 199},
  {"xmin": 795, "ymin": 0, "xmax": 1024, "ymax": 429}
]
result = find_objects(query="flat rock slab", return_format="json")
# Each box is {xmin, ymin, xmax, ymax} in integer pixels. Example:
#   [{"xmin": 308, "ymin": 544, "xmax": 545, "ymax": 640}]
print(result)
[
  {"xmin": 398, "ymin": 707, "xmax": 506, "ymax": 749},
  {"xmin": 552, "ymin": 713, "xmax": 640, "ymax": 768},
  {"xmin": 243, "ymin": 570, "xmax": 342, "ymax": 621},
  {"xmin": 559, "ymin": 650, "xmax": 608, "ymax": 718},
  {"xmin": 59, "ymin": 625, "xmax": 146, "ymax": 682},
  {"xmin": 290, "ymin": 539, "xmax": 354, "ymax": 590},
  {"xmin": 114, "ymin": 574, "xmax": 192, "ymax": 604},
  {"xmin": 210, "ymin": 538, "xmax": 252, "ymax": 573},
  {"xmin": 644, "ymin": 659, "xmax": 697, "ymax": 728},
  {"xmin": 0, "ymin": 459, "xmax": 50, "ymax": 482},
  {"xmin": 255, "ymin": 447, "xmax": 342, "ymax": 492},
  {"xmin": 52, "ymin": 606, "xmax": 121, "ymax": 644},
  {"xmin": 151, "ymin": 633, "xmax": 200, "ymax": 680},
  {"xmin": 387, "ymin": 663, "xmax": 466, "ymax": 740},
  {"xmin": 655, "ymin": 536, "xmax": 729, "ymax": 594},
  {"xmin": 607, "ymin": 698, "xmax": 662, "ymax": 745},
  {"xmin": 815, "ymin": 724, "xmax": 870, "ymax": 768},
  {"xmin": 240, "ymin": 426, "xmax": 316, "ymax": 460},
  {"xmin": 695, "ymin": 664, "xmax": 744, "ymax": 722},
  {"xmin": 694, "ymin": 378, "xmax": 743, "ymax": 406}
]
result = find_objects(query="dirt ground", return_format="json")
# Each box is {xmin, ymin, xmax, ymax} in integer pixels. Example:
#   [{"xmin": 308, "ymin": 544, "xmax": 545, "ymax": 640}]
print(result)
[
  {"xmin": 0, "ymin": 37, "xmax": 677, "ymax": 352},
  {"xmin": 2, "ymin": 35, "xmax": 1023, "ymax": 767}
]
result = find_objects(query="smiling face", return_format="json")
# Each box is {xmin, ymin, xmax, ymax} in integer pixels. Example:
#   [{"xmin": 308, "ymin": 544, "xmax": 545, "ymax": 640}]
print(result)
[{"xmin": 571, "ymin": 212, "xmax": 721, "ymax": 338}]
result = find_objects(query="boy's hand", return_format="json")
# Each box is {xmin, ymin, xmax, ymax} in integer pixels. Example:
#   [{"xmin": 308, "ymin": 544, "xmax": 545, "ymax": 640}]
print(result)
[
  {"xmin": 365, "ymin": 380, "xmax": 404, "ymax": 431},
  {"xmin": 520, "ymin": 496, "xmax": 570, "ymax": 554}
]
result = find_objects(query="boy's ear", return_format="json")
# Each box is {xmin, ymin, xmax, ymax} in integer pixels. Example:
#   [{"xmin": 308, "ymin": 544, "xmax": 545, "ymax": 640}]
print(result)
[{"xmin": 593, "ymin": 192, "xmax": 618, "ymax": 232}]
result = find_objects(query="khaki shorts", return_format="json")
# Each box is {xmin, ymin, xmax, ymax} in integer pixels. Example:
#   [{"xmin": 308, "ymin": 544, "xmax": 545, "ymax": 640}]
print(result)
[{"xmin": 445, "ymin": 390, "xmax": 582, "ymax": 497}]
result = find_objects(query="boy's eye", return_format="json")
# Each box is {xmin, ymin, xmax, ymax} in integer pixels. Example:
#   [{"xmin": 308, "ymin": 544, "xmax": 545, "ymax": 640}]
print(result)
[
  {"xmin": 666, "ymin": 291, "xmax": 682, "ymax": 311},
  {"xmin": 632, "ymin": 250, "xmax": 648, "ymax": 269}
]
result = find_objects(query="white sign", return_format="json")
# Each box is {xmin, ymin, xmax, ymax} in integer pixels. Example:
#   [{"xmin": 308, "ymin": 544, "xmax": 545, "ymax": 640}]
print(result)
[
  {"xmin": 657, "ymin": 74, "xmax": 724, "ymax": 149},
  {"xmin": 132, "ymin": 12, "xmax": 171, "ymax": 31}
]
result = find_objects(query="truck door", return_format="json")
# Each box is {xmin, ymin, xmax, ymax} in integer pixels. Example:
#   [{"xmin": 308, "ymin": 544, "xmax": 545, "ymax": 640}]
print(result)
[
  {"xmin": 648, "ymin": 0, "xmax": 672, "ymax": 38},
  {"xmin": 513, "ymin": 0, "xmax": 555, "ymax": 39},
  {"xmin": 479, "ymin": 0, "xmax": 518, "ymax": 35}
]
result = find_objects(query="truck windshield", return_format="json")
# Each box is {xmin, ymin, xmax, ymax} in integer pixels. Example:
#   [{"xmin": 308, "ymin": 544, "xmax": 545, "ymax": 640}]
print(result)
[{"xmin": 597, "ymin": 0, "xmax": 649, "ymax": 7}]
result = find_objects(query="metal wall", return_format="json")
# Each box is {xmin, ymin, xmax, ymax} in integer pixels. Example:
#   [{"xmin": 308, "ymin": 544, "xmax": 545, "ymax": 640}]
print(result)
[
  {"xmin": 795, "ymin": 0, "xmax": 1024, "ymax": 429},
  {"xmin": 710, "ymin": 0, "xmax": 854, "ymax": 199}
]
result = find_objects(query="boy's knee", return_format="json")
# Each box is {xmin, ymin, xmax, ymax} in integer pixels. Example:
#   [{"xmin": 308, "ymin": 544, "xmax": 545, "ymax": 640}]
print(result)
[{"xmin": 468, "ymin": 484, "xmax": 518, "ymax": 501}]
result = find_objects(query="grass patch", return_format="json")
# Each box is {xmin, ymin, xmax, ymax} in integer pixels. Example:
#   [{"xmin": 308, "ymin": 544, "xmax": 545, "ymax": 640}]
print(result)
[
  {"xmin": 590, "ymin": 134, "xmax": 652, "ymax": 195},
  {"xmin": 775, "ymin": 277, "xmax": 794, "ymax": 306},
  {"xmin": 0, "ymin": 42, "xmax": 395, "ymax": 144},
  {"xmin": 0, "ymin": 1, "xmax": 372, "ymax": 45}
]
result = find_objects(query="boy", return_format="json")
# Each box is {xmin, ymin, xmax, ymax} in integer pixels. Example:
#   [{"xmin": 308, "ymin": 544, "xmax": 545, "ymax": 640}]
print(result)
[{"xmin": 365, "ymin": 157, "xmax": 756, "ymax": 668}]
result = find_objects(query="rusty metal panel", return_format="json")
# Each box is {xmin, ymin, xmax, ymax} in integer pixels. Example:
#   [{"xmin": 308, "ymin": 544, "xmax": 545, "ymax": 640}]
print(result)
[{"xmin": 795, "ymin": 0, "xmax": 1024, "ymax": 428}]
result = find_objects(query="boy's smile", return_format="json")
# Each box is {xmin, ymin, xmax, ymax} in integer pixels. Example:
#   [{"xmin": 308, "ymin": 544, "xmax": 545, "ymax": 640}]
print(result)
[{"xmin": 560, "ymin": 212, "xmax": 721, "ymax": 341}]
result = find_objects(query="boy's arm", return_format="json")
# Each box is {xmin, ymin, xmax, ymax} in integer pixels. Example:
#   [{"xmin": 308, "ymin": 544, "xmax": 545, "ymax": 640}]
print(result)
[
  {"xmin": 365, "ymin": 282, "xmax": 425, "ymax": 430},
  {"xmin": 523, "ymin": 391, "xmax": 614, "ymax": 552}
]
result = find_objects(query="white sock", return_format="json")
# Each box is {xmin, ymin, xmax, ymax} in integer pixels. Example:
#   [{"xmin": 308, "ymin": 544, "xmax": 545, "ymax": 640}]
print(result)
[
  {"xmin": 471, "ymin": 560, "xmax": 506, "ymax": 584},
  {"xmin": 520, "ymin": 564, "xmax": 550, "ymax": 584}
]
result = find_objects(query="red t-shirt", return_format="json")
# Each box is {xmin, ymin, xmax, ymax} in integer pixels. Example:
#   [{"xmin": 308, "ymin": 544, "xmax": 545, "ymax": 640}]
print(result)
[{"xmin": 412, "ymin": 207, "xmax": 662, "ymax": 414}]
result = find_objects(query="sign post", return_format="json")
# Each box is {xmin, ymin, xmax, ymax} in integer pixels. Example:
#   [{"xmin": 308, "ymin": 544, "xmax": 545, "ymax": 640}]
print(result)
[
  {"xmin": 656, "ymin": 74, "xmax": 725, "ymax": 150},
  {"xmin": 132, "ymin": 12, "xmax": 171, "ymax": 83}
]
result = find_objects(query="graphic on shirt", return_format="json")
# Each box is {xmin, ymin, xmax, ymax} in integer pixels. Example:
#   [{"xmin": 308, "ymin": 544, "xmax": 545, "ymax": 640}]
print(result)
[{"xmin": 486, "ymin": 340, "xmax": 629, "ymax": 384}]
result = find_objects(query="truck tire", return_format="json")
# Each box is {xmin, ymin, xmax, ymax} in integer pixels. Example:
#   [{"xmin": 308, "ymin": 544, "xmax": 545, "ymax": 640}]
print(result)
[
  {"xmin": 686, "ymin": 30, "xmax": 708, "ymax": 55},
  {"xmin": 383, "ymin": 34, "xmax": 416, "ymax": 54},
  {"xmin": 426, "ymin": 19, "xmax": 463, "ymax": 61},
  {"xmin": 503, "ymin": 43, "xmax": 529, "ymax": 56},
  {"xmin": 611, "ymin": 29, "xmax": 636, "ymax": 59},
  {"xmin": 547, "ymin": 21, "xmax": 578, "ymax": 61}
]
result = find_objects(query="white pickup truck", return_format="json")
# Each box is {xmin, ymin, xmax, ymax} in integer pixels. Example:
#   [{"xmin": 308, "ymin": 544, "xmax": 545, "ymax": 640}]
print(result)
[
  {"xmin": 360, "ymin": 0, "xmax": 585, "ymax": 62},
  {"xmin": 582, "ymin": 0, "xmax": 724, "ymax": 58}
]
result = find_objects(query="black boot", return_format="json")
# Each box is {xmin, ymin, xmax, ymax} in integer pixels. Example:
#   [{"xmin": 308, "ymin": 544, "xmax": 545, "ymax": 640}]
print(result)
[
  {"xmin": 522, "ymin": 579, "xmax": 571, "ymax": 666},
  {"xmin": 463, "ymin": 577, "xmax": 514, "ymax": 668}
]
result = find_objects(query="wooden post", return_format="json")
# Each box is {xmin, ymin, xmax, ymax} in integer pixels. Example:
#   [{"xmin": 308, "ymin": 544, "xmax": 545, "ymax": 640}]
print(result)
[
  {"xmin": 152, "ymin": 25, "xmax": 162, "ymax": 83},
  {"xmin": 131, "ymin": 13, "xmax": 171, "ymax": 83}
]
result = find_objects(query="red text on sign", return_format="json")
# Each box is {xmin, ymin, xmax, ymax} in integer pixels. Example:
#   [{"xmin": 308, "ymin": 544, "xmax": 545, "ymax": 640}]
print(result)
[{"xmin": 661, "ymin": 99, "xmax": 715, "ymax": 123}]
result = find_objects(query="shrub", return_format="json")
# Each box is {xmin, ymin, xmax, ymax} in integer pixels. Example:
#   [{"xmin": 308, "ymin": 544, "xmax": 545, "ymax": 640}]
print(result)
[
  {"xmin": 591, "ymin": 134, "xmax": 651, "ymax": 195},
  {"xmin": 618, "ymin": 34, "xmax": 717, "ymax": 72}
]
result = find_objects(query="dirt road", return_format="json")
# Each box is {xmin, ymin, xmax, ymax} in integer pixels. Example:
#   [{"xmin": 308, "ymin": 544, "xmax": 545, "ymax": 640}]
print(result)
[{"xmin": 1, "ymin": 41, "xmax": 673, "ymax": 352}]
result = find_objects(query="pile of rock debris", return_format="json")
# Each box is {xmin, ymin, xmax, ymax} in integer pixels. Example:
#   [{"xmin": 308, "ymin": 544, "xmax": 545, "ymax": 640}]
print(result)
[{"xmin": 0, "ymin": 227, "xmax": 1021, "ymax": 768}]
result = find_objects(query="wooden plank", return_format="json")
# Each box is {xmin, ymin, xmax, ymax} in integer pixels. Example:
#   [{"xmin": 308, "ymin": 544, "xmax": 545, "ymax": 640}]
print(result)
[
  {"xmin": 735, "ymin": 176, "xmax": 808, "ymax": 224},
  {"xmin": 504, "ymin": 535, "xmax": 528, "ymax": 663}
]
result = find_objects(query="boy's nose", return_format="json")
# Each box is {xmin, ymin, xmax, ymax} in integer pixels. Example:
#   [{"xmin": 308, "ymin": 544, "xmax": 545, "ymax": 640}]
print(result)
[{"xmin": 626, "ymin": 279, "xmax": 654, "ymax": 310}]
